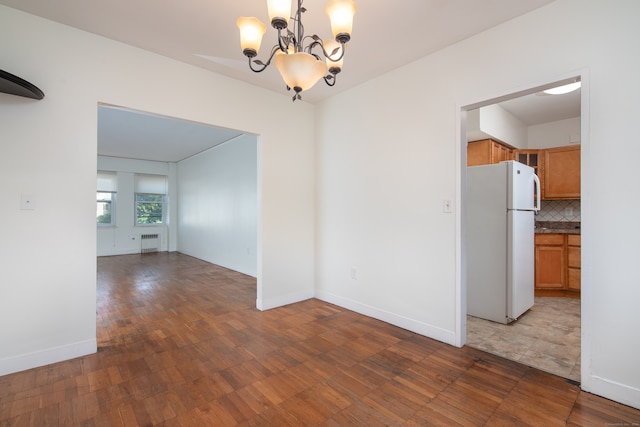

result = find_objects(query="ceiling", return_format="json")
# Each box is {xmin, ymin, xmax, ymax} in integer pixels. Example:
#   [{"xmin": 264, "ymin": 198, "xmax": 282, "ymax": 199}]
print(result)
[
  {"xmin": 97, "ymin": 105, "xmax": 244, "ymax": 162},
  {"xmin": 3, "ymin": 0, "xmax": 577, "ymax": 162},
  {"xmin": 498, "ymin": 87, "xmax": 581, "ymax": 127},
  {"xmin": 2, "ymin": 0, "xmax": 556, "ymax": 104}
]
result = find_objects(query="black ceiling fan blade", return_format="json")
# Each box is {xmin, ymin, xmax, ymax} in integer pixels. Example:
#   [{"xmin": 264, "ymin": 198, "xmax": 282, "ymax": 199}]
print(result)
[{"xmin": 0, "ymin": 70, "xmax": 45, "ymax": 100}]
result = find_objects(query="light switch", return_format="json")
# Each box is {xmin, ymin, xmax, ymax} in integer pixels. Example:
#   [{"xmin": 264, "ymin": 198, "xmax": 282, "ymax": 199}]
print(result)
[{"xmin": 20, "ymin": 194, "xmax": 36, "ymax": 210}]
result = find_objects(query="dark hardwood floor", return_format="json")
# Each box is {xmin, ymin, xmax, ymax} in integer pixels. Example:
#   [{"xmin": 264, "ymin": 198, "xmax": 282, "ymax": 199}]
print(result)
[{"xmin": 1, "ymin": 252, "xmax": 638, "ymax": 426}]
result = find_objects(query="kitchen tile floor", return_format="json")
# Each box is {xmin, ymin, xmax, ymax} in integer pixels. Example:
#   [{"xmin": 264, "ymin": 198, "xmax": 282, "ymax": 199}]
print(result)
[{"xmin": 467, "ymin": 296, "xmax": 581, "ymax": 382}]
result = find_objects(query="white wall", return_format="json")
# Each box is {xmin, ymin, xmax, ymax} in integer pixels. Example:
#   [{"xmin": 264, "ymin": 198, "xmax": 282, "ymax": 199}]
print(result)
[
  {"xmin": 316, "ymin": 0, "xmax": 640, "ymax": 409},
  {"xmin": 0, "ymin": 5, "xmax": 316, "ymax": 375},
  {"xmin": 97, "ymin": 156, "xmax": 172, "ymax": 256},
  {"xmin": 529, "ymin": 117, "xmax": 581, "ymax": 148},
  {"xmin": 177, "ymin": 135, "xmax": 258, "ymax": 277},
  {"xmin": 467, "ymin": 104, "xmax": 528, "ymax": 148}
]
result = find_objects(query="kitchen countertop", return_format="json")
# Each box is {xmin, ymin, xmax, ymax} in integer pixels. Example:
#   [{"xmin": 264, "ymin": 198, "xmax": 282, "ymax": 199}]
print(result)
[{"xmin": 534, "ymin": 221, "xmax": 580, "ymax": 235}]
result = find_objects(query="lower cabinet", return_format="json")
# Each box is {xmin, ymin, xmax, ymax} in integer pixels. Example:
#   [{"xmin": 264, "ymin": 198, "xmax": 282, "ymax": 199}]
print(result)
[
  {"xmin": 567, "ymin": 235, "xmax": 581, "ymax": 291},
  {"xmin": 535, "ymin": 233, "xmax": 580, "ymax": 297},
  {"xmin": 535, "ymin": 234, "xmax": 566, "ymax": 289}
]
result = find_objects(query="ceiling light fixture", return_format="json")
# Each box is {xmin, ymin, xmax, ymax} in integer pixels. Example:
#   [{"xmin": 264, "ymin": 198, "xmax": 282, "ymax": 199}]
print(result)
[
  {"xmin": 543, "ymin": 81, "xmax": 581, "ymax": 95},
  {"xmin": 237, "ymin": 0, "xmax": 357, "ymax": 101}
]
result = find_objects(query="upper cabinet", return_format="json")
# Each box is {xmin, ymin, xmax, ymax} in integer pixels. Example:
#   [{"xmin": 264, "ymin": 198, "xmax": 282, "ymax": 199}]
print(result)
[
  {"xmin": 469, "ymin": 143, "xmax": 581, "ymax": 200},
  {"xmin": 514, "ymin": 149, "xmax": 543, "ymax": 202},
  {"xmin": 542, "ymin": 145, "xmax": 580, "ymax": 199},
  {"xmin": 467, "ymin": 139, "xmax": 514, "ymax": 166},
  {"xmin": 514, "ymin": 150, "xmax": 540, "ymax": 177}
]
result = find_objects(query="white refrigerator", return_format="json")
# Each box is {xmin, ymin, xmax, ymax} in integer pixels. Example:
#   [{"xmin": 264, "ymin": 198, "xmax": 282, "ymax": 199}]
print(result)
[{"xmin": 467, "ymin": 160, "xmax": 541, "ymax": 324}]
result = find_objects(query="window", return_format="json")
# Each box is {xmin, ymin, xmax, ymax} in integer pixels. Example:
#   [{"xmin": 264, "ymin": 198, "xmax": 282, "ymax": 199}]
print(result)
[
  {"xmin": 97, "ymin": 171, "xmax": 117, "ymax": 226},
  {"xmin": 134, "ymin": 174, "xmax": 167, "ymax": 226},
  {"xmin": 97, "ymin": 192, "xmax": 116, "ymax": 225},
  {"xmin": 135, "ymin": 193, "xmax": 165, "ymax": 225}
]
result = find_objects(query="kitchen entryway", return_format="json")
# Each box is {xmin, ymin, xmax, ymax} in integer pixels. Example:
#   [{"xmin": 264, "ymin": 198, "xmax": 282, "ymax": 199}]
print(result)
[
  {"xmin": 467, "ymin": 296, "xmax": 580, "ymax": 382},
  {"xmin": 463, "ymin": 77, "xmax": 583, "ymax": 384}
]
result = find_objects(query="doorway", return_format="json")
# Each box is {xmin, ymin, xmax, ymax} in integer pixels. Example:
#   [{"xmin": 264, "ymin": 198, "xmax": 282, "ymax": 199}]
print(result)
[
  {"xmin": 461, "ymin": 76, "xmax": 585, "ymax": 382},
  {"xmin": 96, "ymin": 104, "xmax": 259, "ymax": 283}
]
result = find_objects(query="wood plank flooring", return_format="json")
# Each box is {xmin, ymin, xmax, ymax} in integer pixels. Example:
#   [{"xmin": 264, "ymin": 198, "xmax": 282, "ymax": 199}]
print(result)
[{"xmin": 1, "ymin": 252, "xmax": 639, "ymax": 426}]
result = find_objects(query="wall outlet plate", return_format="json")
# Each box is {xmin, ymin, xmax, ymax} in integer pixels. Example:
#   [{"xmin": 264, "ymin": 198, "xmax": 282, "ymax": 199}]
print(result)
[{"xmin": 20, "ymin": 194, "xmax": 35, "ymax": 210}]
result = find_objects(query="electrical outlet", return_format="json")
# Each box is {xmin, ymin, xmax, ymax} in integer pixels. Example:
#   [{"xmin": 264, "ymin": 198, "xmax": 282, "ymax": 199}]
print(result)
[
  {"xmin": 350, "ymin": 267, "xmax": 358, "ymax": 280},
  {"xmin": 565, "ymin": 207, "xmax": 574, "ymax": 217},
  {"xmin": 443, "ymin": 199, "xmax": 453, "ymax": 213}
]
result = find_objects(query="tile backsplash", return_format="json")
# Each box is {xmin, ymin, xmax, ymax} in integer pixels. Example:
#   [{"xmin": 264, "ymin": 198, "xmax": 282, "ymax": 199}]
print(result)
[{"xmin": 536, "ymin": 199, "xmax": 581, "ymax": 222}]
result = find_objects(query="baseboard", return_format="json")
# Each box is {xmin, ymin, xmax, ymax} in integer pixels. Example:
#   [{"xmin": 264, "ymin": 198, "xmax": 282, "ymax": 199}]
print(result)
[
  {"xmin": 97, "ymin": 248, "xmax": 168, "ymax": 257},
  {"xmin": 586, "ymin": 375, "xmax": 640, "ymax": 410},
  {"xmin": 0, "ymin": 339, "xmax": 97, "ymax": 377},
  {"xmin": 98, "ymin": 248, "xmax": 143, "ymax": 257},
  {"xmin": 315, "ymin": 290, "xmax": 457, "ymax": 346},
  {"xmin": 256, "ymin": 290, "xmax": 315, "ymax": 311}
]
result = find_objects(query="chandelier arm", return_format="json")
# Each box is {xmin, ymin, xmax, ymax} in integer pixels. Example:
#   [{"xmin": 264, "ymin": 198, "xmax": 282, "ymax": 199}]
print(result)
[
  {"xmin": 277, "ymin": 28, "xmax": 289, "ymax": 53},
  {"xmin": 306, "ymin": 38, "xmax": 347, "ymax": 62},
  {"xmin": 247, "ymin": 45, "xmax": 282, "ymax": 73},
  {"xmin": 323, "ymin": 75, "xmax": 337, "ymax": 87}
]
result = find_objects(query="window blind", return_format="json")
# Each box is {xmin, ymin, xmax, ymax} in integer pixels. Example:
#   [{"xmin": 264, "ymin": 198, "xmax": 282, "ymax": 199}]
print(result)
[
  {"xmin": 97, "ymin": 171, "xmax": 117, "ymax": 192},
  {"xmin": 135, "ymin": 174, "xmax": 167, "ymax": 195}
]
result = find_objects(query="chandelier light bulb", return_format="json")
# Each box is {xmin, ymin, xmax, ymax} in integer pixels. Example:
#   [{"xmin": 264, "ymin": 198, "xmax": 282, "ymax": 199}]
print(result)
[
  {"xmin": 236, "ymin": 17, "xmax": 267, "ymax": 57},
  {"xmin": 266, "ymin": 0, "xmax": 292, "ymax": 29},
  {"xmin": 326, "ymin": 0, "xmax": 357, "ymax": 43},
  {"xmin": 324, "ymin": 39, "xmax": 344, "ymax": 73}
]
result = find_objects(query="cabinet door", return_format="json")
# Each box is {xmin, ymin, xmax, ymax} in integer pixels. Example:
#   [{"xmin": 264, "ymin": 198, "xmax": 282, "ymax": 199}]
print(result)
[
  {"xmin": 568, "ymin": 268, "xmax": 581, "ymax": 290},
  {"xmin": 491, "ymin": 141, "xmax": 511, "ymax": 164},
  {"xmin": 515, "ymin": 149, "xmax": 543, "ymax": 202},
  {"xmin": 567, "ymin": 246, "xmax": 580, "ymax": 268},
  {"xmin": 467, "ymin": 140, "xmax": 492, "ymax": 166},
  {"xmin": 543, "ymin": 145, "xmax": 580, "ymax": 199},
  {"xmin": 567, "ymin": 234, "xmax": 581, "ymax": 290},
  {"xmin": 515, "ymin": 150, "xmax": 540, "ymax": 175},
  {"xmin": 535, "ymin": 235, "xmax": 566, "ymax": 289},
  {"xmin": 468, "ymin": 139, "xmax": 513, "ymax": 166}
]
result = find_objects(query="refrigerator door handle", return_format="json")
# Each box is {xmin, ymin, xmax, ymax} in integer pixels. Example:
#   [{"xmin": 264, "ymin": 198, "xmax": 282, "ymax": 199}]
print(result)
[{"xmin": 533, "ymin": 174, "xmax": 541, "ymax": 211}]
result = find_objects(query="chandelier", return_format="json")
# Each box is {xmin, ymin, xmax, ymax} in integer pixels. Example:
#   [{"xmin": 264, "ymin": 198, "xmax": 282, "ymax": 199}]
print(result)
[{"xmin": 237, "ymin": 0, "xmax": 357, "ymax": 101}]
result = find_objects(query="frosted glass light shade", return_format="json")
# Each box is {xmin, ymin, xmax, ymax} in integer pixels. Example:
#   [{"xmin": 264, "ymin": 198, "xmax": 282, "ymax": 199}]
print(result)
[
  {"xmin": 326, "ymin": 0, "xmax": 357, "ymax": 41},
  {"xmin": 274, "ymin": 52, "xmax": 328, "ymax": 92},
  {"xmin": 236, "ymin": 17, "xmax": 267, "ymax": 56},
  {"xmin": 543, "ymin": 81, "xmax": 581, "ymax": 95},
  {"xmin": 267, "ymin": 0, "xmax": 292, "ymax": 28},
  {"xmin": 324, "ymin": 39, "xmax": 344, "ymax": 71}
]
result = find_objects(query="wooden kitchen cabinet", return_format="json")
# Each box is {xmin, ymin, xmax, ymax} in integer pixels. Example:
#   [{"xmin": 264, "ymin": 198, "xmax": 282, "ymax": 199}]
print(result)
[
  {"xmin": 514, "ymin": 149, "xmax": 541, "ymax": 176},
  {"xmin": 542, "ymin": 145, "xmax": 580, "ymax": 199},
  {"xmin": 535, "ymin": 234, "xmax": 566, "ymax": 289},
  {"xmin": 535, "ymin": 233, "xmax": 580, "ymax": 297},
  {"xmin": 567, "ymin": 234, "xmax": 581, "ymax": 291},
  {"xmin": 514, "ymin": 149, "xmax": 543, "ymax": 202},
  {"xmin": 467, "ymin": 139, "xmax": 514, "ymax": 166}
]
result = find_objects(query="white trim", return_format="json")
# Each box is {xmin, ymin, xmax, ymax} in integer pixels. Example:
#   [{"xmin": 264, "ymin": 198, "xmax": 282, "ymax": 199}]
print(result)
[
  {"xmin": 588, "ymin": 376, "xmax": 640, "ymax": 410},
  {"xmin": 456, "ymin": 107, "xmax": 467, "ymax": 348},
  {"xmin": 577, "ymin": 69, "xmax": 592, "ymax": 394},
  {"xmin": 457, "ymin": 68, "xmax": 591, "ymax": 386},
  {"xmin": 315, "ymin": 291, "xmax": 457, "ymax": 346},
  {"xmin": 256, "ymin": 290, "xmax": 314, "ymax": 311},
  {"xmin": 97, "ymin": 248, "xmax": 168, "ymax": 257},
  {"xmin": 0, "ymin": 339, "xmax": 97, "ymax": 377}
]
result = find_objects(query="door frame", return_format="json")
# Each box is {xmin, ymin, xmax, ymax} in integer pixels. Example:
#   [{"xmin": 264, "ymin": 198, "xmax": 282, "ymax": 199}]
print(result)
[{"xmin": 456, "ymin": 69, "xmax": 591, "ymax": 389}]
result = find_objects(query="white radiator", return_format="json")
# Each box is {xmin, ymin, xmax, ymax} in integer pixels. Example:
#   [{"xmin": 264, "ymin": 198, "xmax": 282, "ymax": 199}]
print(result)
[{"xmin": 140, "ymin": 233, "xmax": 159, "ymax": 253}]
